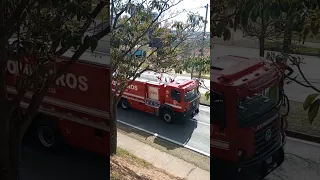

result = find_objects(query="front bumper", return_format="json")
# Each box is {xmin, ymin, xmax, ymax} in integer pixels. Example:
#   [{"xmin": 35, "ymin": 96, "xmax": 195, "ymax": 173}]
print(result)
[
  {"xmin": 175, "ymin": 108, "xmax": 199, "ymax": 120},
  {"xmin": 237, "ymin": 132, "xmax": 286, "ymax": 179}
]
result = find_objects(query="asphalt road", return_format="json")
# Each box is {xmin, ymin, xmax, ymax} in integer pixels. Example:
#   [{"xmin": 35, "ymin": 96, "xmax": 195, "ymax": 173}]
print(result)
[
  {"xmin": 212, "ymin": 44, "xmax": 320, "ymax": 102},
  {"xmin": 117, "ymin": 104, "xmax": 211, "ymax": 156}
]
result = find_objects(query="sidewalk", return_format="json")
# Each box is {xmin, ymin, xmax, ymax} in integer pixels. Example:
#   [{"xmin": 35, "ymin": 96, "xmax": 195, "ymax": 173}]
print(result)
[{"xmin": 117, "ymin": 131, "xmax": 210, "ymax": 180}]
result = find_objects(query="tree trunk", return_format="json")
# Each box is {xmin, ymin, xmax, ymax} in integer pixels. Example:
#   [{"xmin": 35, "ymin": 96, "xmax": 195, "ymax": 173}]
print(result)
[
  {"xmin": 0, "ymin": 106, "xmax": 22, "ymax": 180},
  {"xmin": 198, "ymin": 70, "xmax": 202, "ymax": 79},
  {"xmin": 190, "ymin": 67, "xmax": 194, "ymax": 79},
  {"xmin": 282, "ymin": 21, "xmax": 293, "ymax": 53},
  {"xmin": 259, "ymin": 36, "xmax": 265, "ymax": 57},
  {"xmin": 110, "ymin": 96, "xmax": 117, "ymax": 155},
  {"xmin": 0, "ymin": 107, "xmax": 13, "ymax": 180},
  {"xmin": 0, "ymin": 1, "xmax": 17, "ymax": 177}
]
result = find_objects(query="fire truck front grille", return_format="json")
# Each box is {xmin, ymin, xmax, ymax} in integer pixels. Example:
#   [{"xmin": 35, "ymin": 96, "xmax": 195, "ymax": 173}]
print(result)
[
  {"xmin": 190, "ymin": 100, "xmax": 197, "ymax": 111},
  {"xmin": 254, "ymin": 119, "xmax": 280, "ymax": 157}
]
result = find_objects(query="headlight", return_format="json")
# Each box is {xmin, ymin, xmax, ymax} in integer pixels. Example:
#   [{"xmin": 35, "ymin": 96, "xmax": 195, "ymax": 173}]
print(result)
[{"xmin": 237, "ymin": 149, "xmax": 246, "ymax": 161}]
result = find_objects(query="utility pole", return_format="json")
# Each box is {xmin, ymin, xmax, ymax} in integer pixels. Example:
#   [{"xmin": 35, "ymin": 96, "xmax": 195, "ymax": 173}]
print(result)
[
  {"xmin": 200, "ymin": 3, "xmax": 208, "ymax": 57},
  {"xmin": 110, "ymin": 0, "xmax": 114, "ymax": 27}
]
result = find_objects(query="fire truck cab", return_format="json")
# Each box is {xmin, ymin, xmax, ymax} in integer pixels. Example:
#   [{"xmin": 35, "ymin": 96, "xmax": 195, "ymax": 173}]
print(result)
[
  {"xmin": 113, "ymin": 71, "xmax": 200, "ymax": 123},
  {"xmin": 211, "ymin": 55, "xmax": 286, "ymax": 179}
]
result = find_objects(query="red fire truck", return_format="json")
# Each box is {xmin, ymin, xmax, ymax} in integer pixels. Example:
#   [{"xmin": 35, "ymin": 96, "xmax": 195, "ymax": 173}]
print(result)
[
  {"xmin": 6, "ymin": 49, "xmax": 111, "ymax": 156},
  {"xmin": 112, "ymin": 71, "xmax": 200, "ymax": 123},
  {"xmin": 211, "ymin": 55, "xmax": 286, "ymax": 179}
]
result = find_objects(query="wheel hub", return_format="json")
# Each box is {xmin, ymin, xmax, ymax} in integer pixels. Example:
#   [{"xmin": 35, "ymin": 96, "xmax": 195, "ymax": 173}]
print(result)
[
  {"xmin": 164, "ymin": 114, "xmax": 171, "ymax": 122},
  {"xmin": 38, "ymin": 126, "xmax": 54, "ymax": 148}
]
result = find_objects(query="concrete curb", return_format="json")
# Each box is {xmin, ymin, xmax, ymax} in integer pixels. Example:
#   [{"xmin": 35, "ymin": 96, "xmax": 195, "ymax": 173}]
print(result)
[
  {"xmin": 286, "ymin": 130, "xmax": 320, "ymax": 144},
  {"xmin": 200, "ymin": 103, "xmax": 210, "ymax": 107}
]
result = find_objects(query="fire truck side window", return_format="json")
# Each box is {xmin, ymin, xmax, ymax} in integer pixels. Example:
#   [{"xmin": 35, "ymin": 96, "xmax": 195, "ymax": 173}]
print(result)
[
  {"xmin": 171, "ymin": 89, "xmax": 181, "ymax": 102},
  {"xmin": 211, "ymin": 91, "xmax": 226, "ymax": 128}
]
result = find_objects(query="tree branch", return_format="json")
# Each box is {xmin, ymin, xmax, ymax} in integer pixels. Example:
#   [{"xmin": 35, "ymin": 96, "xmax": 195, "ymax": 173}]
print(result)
[{"xmin": 55, "ymin": 0, "xmax": 108, "ymax": 57}]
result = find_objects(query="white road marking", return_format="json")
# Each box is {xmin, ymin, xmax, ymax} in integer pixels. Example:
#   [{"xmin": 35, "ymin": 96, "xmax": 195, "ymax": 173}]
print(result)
[
  {"xmin": 189, "ymin": 119, "xmax": 210, "ymax": 126},
  {"xmin": 117, "ymin": 119, "xmax": 210, "ymax": 157}
]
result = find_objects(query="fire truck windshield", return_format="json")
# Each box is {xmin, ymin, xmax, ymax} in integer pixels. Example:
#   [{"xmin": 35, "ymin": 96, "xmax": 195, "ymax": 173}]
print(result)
[
  {"xmin": 184, "ymin": 88, "xmax": 198, "ymax": 102},
  {"xmin": 237, "ymin": 86, "xmax": 279, "ymax": 120}
]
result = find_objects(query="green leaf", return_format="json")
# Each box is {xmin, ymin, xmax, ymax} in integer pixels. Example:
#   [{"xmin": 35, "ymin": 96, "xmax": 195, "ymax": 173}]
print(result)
[
  {"xmin": 215, "ymin": 20, "xmax": 225, "ymax": 37},
  {"xmin": 310, "ymin": 24, "xmax": 320, "ymax": 35},
  {"xmin": 270, "ymin": 3, "xmax": 281, "ymax": 19},
  {"xmin": 302, "ymin": 27, "xmax": 311, "ymax": 43},
  {"xmin": 251, "ymin": 5, "xmax": 260, "ymax": 22},
  {"xmin": 308, "ymin": 99, "xmax": 320, "ymax": 124},
  {"xmin": 205, "ymin": 91, "xmax": 210, "ymax": 101},
  {"xmin": 223, "ymin": 29, "xmax": 231, "ymax": 41},
  {"xmin": 268, "ymin": 85, "xmax": 278, "ymax": 101},
  {"xmin": 262, "ymin": 4, "xmax": 270, "ymax": 23},
  {"xmin": 287, "ymin": 6, "xmax": 297, "ymax": 16},
  {"xmin": 241, "ymin": 2, "xmax": 254, "ymax": 27},
  {"xmin": 279, "ymin": 0, "xmax": 290, "ymax": 12},
  {"xmin": 303, "ymin": 93, "xmax": 320, "ymax": 110},
  {"xmin": 233, "ymin": 12, "xmax": 241, "ymax": 31}
]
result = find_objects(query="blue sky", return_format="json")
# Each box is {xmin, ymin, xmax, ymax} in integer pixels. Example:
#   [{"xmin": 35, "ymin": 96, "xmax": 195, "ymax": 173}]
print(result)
[{"xmin": 171, "ymin": 0, "xmax": 210, "ymax": 32}]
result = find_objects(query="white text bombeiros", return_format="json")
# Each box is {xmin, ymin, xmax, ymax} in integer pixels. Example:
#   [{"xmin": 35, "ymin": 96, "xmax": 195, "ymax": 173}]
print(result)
[
  {"xmin": 112, "ymin": 80, "xmax": 138, "ymax": 91},
  {"xmin": 7, "ymin": 59, "xmax": 89, "ymax": 92}
]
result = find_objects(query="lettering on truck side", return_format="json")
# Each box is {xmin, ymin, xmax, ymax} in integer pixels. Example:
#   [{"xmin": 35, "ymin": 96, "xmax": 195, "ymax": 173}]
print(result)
[
  {"xmin": 7, "ymin": 59, "xmax": 89, "ymax": 92},
  {"xmin": 111, "ymin": 80, "xmax": 138, "ymax": 91}
]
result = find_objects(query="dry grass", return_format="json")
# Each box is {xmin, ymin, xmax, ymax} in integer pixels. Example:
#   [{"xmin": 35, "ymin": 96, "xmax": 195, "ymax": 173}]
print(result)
[
  {"xmin": 110, "ymin": 148, "xmax": 185, "ymax": 180},
  {"xmin": 200, "ymin": 94, "xmax": 210, "ymax": 105},
  {"xmin": 287, "ymin": 100, "xmax": 320, "ymax": 137}
]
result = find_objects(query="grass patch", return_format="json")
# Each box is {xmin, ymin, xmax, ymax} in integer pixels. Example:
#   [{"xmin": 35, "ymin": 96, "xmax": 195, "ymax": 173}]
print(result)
[
  {"xmin": 194, "ymin": 74, "xmax": 210, "ymax": 80},
  {"xmin": 287, "ymin": 100, "xmax": 320, "ymax": 137},
  {"xmin": 96, "ymin": 7, "xmax": 109, "ymax": 20},
  {"xmin": 117, "ymin": 124, "xmax": 210, "ymax": 171},
  {"xmin": 115, "ymin": 148, "xmax": 151, "ymax": 167},
  {"xmin": 111, "ymin": 147, "xmax": 185, "ymax": 180},
  {"xmin": 265, "ymin": 41, "xmax": 320, "ymax": 55},
  {"xmin": 200, "ymin": 93, "xmax": 210, "ymax": 105}
]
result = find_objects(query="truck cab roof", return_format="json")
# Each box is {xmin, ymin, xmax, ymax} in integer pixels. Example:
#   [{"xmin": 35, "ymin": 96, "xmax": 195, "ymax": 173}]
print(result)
[
  {"xmin": 211, "ymin": 55, "xmax": 271, "ymax": 87},
  {"xmin": 137, "ymin": 71, "xmax": 197, "ymax": 91},
  {"xmin": 138, "ymin": 71, "xmax": 175, "ymax": 84}
]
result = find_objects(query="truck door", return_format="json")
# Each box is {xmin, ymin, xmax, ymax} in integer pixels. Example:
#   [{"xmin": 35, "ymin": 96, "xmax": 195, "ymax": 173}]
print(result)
[
  {"xmin": 211, "ymin": 91, "xmax": 227, "ymax": 131},
  {"xmin": 211, "ymin": 91, "xmax": 231, "ymax": 153},
  {"xmin": 170, "ymin": 88, "xmax": 182, "ymax": 109}
]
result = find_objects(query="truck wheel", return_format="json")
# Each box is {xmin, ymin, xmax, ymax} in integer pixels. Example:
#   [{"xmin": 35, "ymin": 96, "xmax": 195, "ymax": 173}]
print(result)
[
  {"xmin": 120, "ymin": 99, "xmax": 130, "ymax": 110},
  {"xmin": 36, "ymin": 120, "xmax": 64, "ymax": 152},
  {"xmin": 162, "ymin": 110, "xmax": 173, "ymax": 123}
]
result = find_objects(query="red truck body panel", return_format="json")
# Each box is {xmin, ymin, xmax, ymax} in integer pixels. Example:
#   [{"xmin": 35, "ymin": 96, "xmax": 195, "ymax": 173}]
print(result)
[
  {"xmin": 112, "ymin": 71, "xmax": 200, "ymax": 119},
  {"xmin": 6, "ymin": 49, "xmax": 111, "ymax": 156},
  {"xmin": 211, "ymin": 55, "xmax": 285, "ymax": 179}
]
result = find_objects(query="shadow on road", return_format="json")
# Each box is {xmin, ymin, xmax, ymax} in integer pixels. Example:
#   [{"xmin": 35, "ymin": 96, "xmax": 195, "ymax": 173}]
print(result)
[
  {"xmin": 117, "ymin": 108, "xmax": 198, "ymax": 151},
  {"xmin": 20, "ymin": 143, "xmax": 109, "ymax": 180}
]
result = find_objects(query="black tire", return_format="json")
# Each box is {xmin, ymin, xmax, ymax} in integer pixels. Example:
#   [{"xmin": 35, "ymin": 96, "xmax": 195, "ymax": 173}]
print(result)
[
  {"xmin": 162, "ymin": 109, "xmax": 174, "ymax": 124},
  {"xmin": 36, "ymin": 117, "xmax": 64, "ymax": 152},
  {"xmin": 120, "ymin": 98, "xmax": 130, "ymax": 110},
  {"xmin": 281, "ymin": 94, "xmax": 290, "ymax": 117}
]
